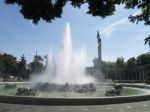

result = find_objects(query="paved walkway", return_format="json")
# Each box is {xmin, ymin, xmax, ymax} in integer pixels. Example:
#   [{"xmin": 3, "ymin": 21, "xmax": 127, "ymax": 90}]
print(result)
[{"xmin": 1, "ymin": 100, "xmax": 150, "ymax": 112}]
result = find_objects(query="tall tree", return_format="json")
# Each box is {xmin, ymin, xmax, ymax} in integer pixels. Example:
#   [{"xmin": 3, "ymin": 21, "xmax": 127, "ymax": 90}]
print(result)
[
  {"xmin": 0, "ymin": 54, "xmax": 5, "ymax": 78},
  {"xmin": 116, "ymin": 57, "xmax": 125, "ymax": 68},
  {"xmin": 0, "ymin": 53, "xmax": 17, "ymax": 80},
  {"xmin": 17, "ymin": 54, "xmax": 28, "ymax": 79},
  {"xmin": 126, "ymin": 57, "xmax": 137, "ymax": 69},
  {"xmin": 137, "ymin": 53, "xmax": 150, "ymax": 66},
  {"xmin": 29, "ymin": 55, "xmax": 44, "ymax": 73},
  {"xmin": 115, "ymin": 57, "xmax": 125, "ymax": 80}
]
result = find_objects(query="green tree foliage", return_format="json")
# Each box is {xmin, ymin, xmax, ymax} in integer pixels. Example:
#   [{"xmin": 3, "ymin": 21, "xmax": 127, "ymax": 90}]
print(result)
[
  {"xmin": 29, "ymin": 55, "xmax": 44, "ymax": 73},
  {"xmin": 122, "ymin": 0, "xmax": 150, "ymax": 47},
  {"xmin": 0, "ymin": 54, "xmax": 5, "ymax": 77},
  {"xmin": 0, "ymin": 53, "xmax": 45, "ymax": 80},
  {"xmin": 90, "ymin": 53, "xmax": 150, "ymax": 82},
  {"xmin": 115, "ymin": 57, "xmax": 126, "ymax": 80},
  {"xmin": 145, "ymin": 36, "xmax": 150, "ymax": 48},
  {"xmin": 126, "ymin": 57, "xmax": 137, "ymax": 69},
  {"xmin": 0, "ymin": 53, "xmax": 17, "ymax": 80},
  {"xmin": 4, "ymin": 0, "xmax": 150, "ymax": 49},
  {"xmin": 104, "ymin": 62, "xmax": 116, "ymax": 80},
  {"xmin": 17, "ymin": 54, "xmax": 29, "ymax": 79},
  {"xmin": 116, "ymin": 57, "xmax": 125, "ymax": 68},
  {"xmin": 123, "ymin": 0, "xmax": 150, "ymax": 25},
  {"xmin": 137, "ymin": 53, "xmax": 150, "ymax": 66},
  {"xmin": 4, "ymin": 0, "xmax": 121, "ymax": 24},
  {"xmin": 4, "ymin": 0, "xmax": 150, "ymax": 25}
]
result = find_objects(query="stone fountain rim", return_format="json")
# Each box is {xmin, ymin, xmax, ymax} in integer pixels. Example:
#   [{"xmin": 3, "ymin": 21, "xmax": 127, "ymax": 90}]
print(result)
[{"xmin": 0, "ymin": 82, "xmax": 150, "ymax": 106}]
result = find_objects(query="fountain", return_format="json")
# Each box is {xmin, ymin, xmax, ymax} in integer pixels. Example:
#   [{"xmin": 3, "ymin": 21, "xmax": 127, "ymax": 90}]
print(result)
[
  {"xmin": 28, "ymin": 22, "xmax": 96, "ymax": 93},
  {"xmin": 31, "ymin": 22, "xmax": 94, "ymax": 85},
  {"xmin": 0, "ymin": 23, "xmax": 150, "ymax": 105}
]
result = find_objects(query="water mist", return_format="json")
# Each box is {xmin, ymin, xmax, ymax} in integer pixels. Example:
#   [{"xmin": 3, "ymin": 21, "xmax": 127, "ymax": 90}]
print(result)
[{"xmin": 31, "ymin": 23, "xmax": 95, "ymax": 84}]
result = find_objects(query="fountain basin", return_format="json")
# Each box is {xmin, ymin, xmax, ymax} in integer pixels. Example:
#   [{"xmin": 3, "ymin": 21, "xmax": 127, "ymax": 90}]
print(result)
[{"xmin": 0, "ymin": 82, "xmax": 150, "ymax": 105}]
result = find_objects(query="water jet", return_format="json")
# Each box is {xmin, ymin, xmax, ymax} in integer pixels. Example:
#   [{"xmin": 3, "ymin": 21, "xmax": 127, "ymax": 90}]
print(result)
[{"xmin": 0, "ymin": 23, "xmax": 150, "ymax": 106}]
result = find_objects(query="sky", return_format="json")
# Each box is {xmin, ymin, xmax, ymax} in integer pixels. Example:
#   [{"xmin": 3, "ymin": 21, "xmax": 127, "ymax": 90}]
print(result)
[{"xmin": 0, "ymin": 1, "xmax": 149, "ymax": 66}]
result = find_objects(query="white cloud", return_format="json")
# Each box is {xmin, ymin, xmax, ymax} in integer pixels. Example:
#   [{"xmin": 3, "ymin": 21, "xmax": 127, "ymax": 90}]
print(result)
[
  {"xmin": 100, "ymin": 11, "xmax": 140, "ymax": 38},
  {"xmin": 101, "ymin": 18, "xmax": 128, "ymax": 37}
]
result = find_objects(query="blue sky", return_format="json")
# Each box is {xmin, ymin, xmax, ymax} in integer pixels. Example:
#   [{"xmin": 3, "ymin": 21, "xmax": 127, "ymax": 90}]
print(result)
[{"xmin": 0, "ymin": 1, "xmax": 149, "ymax": 66}]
